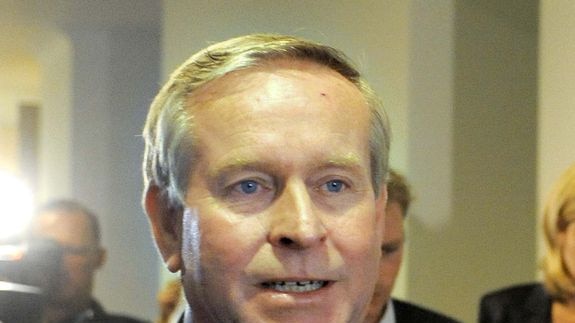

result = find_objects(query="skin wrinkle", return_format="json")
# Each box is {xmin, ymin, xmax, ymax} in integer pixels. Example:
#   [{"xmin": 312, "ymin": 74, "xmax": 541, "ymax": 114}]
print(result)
[
  {"xmin": 188, "ymin": 60, "xmax": 342, "ymax": 112},
  {"xmin": 189, "ymin": 60, "xmax": 363, "ymax": 117}
]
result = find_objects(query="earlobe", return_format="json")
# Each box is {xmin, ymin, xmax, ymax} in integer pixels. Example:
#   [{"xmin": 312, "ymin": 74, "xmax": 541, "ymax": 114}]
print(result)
[
  {"xmin": 144, "ymin": 184, "xmax": 183, "ymax": 273},
  {"xmin": 165, "ymin": 254, "xmax": 183, "ymax": 273}
]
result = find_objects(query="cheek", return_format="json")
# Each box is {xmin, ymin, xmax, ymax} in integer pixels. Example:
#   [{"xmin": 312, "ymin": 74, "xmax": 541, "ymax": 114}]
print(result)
[
  {"xmin": 331, "ymin": 206, "xmax": 381, "ymax": 282},
  {"xmin": 64, "ymin": 257, "xmax": 90, "ymax": 276},
  {"xmin": 381, "ymin": 254, "xmax": 402, "ymax": 286},
  {"xmin": 182, "ymin": 207, "xmax": 266, "ymax": 276},
  {"xmin": 373, "ymin": 267, "xmax": 388, "ymax": 296},
  {"xmin": 336, "ymin": 206, "xmax": 380, "ymax": 252},
  {"xmin": 563, "ymin": 241, "xmax": 575, "ymax": 274},
  {"xmin": 557, "ymin": 231, "xmax": 575, "ymax": 274}
]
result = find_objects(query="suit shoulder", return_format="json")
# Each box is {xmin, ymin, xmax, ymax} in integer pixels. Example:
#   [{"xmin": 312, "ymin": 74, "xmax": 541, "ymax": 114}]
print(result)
[
  {"xmin": 481, "ymin": 282, "xmax": 543, "ymax": 306},
  {"xmin": 89, "ymin": 299, "xmax": 150, "ymax": 323},
  {"xmin": 393, "ymin": 299, "xmax": 461, "ymax": 323},
  {"xmin": 479, "ymin": 283, "xmax": 551, "ymax": 323}
]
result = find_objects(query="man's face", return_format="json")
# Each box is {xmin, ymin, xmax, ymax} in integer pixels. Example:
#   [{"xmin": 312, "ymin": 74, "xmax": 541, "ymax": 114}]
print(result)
[
  {"xmin": 364, "ymin": 201, "xmax": 404, "ymax": 323},
  {"xmin": 32, "ymin": 211, "xmax": 104, "ymax": 306},
  {"xmin": 171, "ymin": 60, "xmax": 385, "ymax": 322}
]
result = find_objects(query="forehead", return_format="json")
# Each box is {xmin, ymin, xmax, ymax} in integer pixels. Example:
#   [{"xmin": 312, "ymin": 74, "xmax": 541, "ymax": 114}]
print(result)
[
  {"xmin": 189, "ymin": 58, "xmax": 365, "ymax": 114},
  {"xmin": 33, "ymin": 211, "xmax": 96, "ymax": 246},
  {"xmin": 187, "ymin": 59, "xmax": 371, "ymax": 171}
]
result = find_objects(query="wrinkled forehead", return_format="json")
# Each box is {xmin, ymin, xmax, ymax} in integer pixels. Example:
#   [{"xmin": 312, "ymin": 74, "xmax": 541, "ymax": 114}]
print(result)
[
  {"xmin": 187, "ymin": 58, "xmax": 372, "ymax": 160},
  {"xmin": 187, "ymin": 58, "xmax": 364, "ymax": 111}
]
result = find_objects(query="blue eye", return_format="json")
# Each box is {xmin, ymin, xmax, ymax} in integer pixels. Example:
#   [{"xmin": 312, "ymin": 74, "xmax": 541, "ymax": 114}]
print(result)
[
  {"xmin": 325, "ymin": 180, "xmax": 344, "ymax": 193},
  {"xmin": 239, "ymin": 180, "xmax": 259, "ymax": 194}
]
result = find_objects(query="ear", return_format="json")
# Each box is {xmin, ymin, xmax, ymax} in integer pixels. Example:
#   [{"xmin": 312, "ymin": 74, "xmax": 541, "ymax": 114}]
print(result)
[
  {"xmin": 94, "ymin": 248, "xmax": 107, "ymax": 269},
  {"xmin": 144, "ymin": 184, "xmax": 183, "ymax": 273}
]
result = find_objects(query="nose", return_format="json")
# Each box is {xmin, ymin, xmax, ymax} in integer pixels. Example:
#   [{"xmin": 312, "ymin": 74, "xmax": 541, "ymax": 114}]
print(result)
[{"xmin": 267, "ymin": 179, "xmax": 327, "ymax": 249}]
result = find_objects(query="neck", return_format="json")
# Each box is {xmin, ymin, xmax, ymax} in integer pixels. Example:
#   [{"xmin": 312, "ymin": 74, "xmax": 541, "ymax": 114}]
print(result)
[
  {"xmin": 566, "ymin": 297, "xmax": 575, "ymax": 308},
  {"xmin": 554, "ymin": 295, "xmax": 575, "ymax": 311}
]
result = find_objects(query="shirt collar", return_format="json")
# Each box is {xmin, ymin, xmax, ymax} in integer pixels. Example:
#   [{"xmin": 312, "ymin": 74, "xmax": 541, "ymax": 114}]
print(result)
[{"xmin": 379, "ymin": 299, "xmax": 396, "ymax": 323}]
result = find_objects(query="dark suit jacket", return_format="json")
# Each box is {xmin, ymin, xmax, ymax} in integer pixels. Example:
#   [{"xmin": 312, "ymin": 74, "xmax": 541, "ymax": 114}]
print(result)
[
  {"xmin": 59, "ymin": 299, "xmax": 149, "ymax": 323},
  {"xmin": 176, "ymin": 299, "xmax": 460, "ymax": 323},
  {"xmin": 478, "ymin": 283, "xmax": 552, "ymax": 323},
  {"xmin": 393, "ymin": 299, "xmax": 461, "ymax": 323}
]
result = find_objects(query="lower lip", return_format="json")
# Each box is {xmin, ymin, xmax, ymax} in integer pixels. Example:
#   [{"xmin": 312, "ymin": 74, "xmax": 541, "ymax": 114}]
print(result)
[
  {"xmin": 255, "ymin": 281, "xmax": 335, "ymax": 306},
  {"xmin": 251, "ymin": 282, "xmax": 345, "ymax": 322}
]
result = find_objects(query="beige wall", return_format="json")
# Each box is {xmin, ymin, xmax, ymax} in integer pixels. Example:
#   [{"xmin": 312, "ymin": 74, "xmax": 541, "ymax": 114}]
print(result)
[
  {"xmin": 538, "ymin": 1, "xmax": 575, "ymax": 258},
  {"xmin": 0, "ymin": 53, "xmax": 41, "ymax": 177},
  {"xmin": 1, "ymin": 1, "xmax": 162, "ymax": 319},
  {"xmin": 0, "ymin": 126, "xmax": 18, "ymax": 173},
  {"xmin": 37, "ymin": 30, "xmax": 73, "ymax": 201}
]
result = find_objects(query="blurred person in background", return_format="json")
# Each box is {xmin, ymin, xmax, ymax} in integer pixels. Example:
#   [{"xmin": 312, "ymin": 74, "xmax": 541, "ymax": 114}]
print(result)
[
  {"xmin": 30, "ymin": 199, "xmax": 148, "ymax": 323},
  {"xmin": 364, "ymin": 170, "xmax": 460, "ymax": 323},
  {"xmin": 479, "ymin": 163, "xmax": 575, "ymax": 322},
  {"xmin": 157, "ymin": 279, "xmax": 184, "ymax": 323}
]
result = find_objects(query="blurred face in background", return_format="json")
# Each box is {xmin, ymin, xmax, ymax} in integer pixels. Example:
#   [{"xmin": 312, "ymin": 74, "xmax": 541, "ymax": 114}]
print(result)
[
  {"xmin": 364, "ymin": 200, "xmax": 405, "ymax": 323},
  {"xmin": 32, "ymin": 210, "xmax": 105, "ymax": 307},
  {"xmin": 559, "ymin": 218, "xmax": 575, "ymax": 277}
]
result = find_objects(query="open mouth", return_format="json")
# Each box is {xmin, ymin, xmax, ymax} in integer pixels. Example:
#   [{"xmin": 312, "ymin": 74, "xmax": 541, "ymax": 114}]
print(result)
[{"xmin": 261, "ymin": 280, "xmax": 329, "ymax": 293}]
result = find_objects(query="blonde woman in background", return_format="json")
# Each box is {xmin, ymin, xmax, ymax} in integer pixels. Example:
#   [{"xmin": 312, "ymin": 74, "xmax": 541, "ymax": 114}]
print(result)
[{"xmin": 479, "ymin": 163, "xmax": 575, "ymax": 323}]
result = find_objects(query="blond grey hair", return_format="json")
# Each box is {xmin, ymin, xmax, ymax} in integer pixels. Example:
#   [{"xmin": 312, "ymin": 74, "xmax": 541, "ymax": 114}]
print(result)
[
  {"xmin": 143, "ymin": 33, "xmax": 390, "ymax": 207},
  {"xmin": 542, "ymin": 163, "xmax": 575, "ymax": 300}
]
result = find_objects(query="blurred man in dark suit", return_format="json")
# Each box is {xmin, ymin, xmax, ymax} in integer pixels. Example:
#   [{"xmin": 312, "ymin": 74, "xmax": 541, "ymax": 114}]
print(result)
[
  {"xmin": 364, "ymin": 170, "xmax": 460, "ymax": 323},
  {"xmin": 31, "ymin": 199, "xmax": 148, "ymax": 323}
]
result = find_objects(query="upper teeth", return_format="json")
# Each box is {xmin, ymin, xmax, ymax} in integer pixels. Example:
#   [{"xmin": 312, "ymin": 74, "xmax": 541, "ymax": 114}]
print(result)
[{"xmin": 263, "ymin": 280, "xmax": 326, "ymax": 292}]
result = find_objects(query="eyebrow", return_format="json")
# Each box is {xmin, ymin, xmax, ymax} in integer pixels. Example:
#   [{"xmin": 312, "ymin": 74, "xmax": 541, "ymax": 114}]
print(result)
[
  {"xmin": 206, "ymin": 159, "xmax": 273, "ymax": 192},
  {"xmin": 315, "ymin": 154, "xmax": 364, "ymax": 173},
  {"xmin": 208, "ymin": 159, "xmax": 270, "ymax": 178}
]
